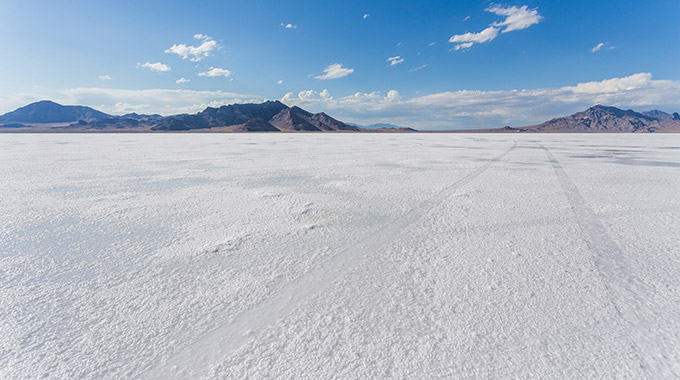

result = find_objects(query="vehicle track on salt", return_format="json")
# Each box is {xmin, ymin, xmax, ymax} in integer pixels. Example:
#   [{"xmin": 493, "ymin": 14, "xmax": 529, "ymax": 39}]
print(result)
[
  {"xmin": 146, "ymin": 142, "xmax": 518, "ymax": 379},
  {"xmin": 539, "ymin": 143, "xmax": 677, "ymax": 378}
]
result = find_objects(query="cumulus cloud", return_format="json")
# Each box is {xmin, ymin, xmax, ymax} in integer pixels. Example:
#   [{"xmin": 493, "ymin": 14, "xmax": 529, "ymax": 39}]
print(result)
[
  {"xmin": 568, "ymin": 72, "xmax": 652, "ymax": 94},
  {"xmin": 280, "ymin": 23, "xmax": 297, "ymax": 29},
  {"xmin": 449, "ymin": 4, "xmax": 541, "ymax": 50},
  {"xmin": 98, "ymin": 75, "xmax": 111, "ymax": 80},
  {"xmin": 165, "ymin": 34, "xmax": 218, "ymax": 62},
  {"xmin": 139, "ymin": 62, "xmax": 171, "ymax": 72},
  {"xmin": 176, "ymin": 77, "xmax": 190, "ymax": 84},
  {"xmin": 387, "ymin": 56, "xmax": 404, "ymax": 66},
  {"xmin": 363, "ymin": 13, "xmax": 370, "ymax": 19},
  {"xmin": 590, "ymin": 42, "xmax": 615, "ymax": 53},
  {"xmin": 278, "ymin": 73, "xmax": 680, "ymax": 129},
  {"xmin": 314, "ymin": 64, "xmax": 354, "ymax": 80},
  {"xmin": 198, "ymin": 67, "xmax": 231, "ymax": 77}
]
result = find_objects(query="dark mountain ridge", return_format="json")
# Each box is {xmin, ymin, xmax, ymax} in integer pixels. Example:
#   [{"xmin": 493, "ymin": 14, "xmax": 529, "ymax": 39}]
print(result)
[{"xmin": 0, "ymin": 100, "xmax": 363, "ymax": 132}]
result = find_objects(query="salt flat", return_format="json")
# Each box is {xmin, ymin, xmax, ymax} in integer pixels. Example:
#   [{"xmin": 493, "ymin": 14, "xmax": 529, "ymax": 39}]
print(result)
[{"xmin": 1, "ymin": 133, "xmax": 679, "ymax": 379}]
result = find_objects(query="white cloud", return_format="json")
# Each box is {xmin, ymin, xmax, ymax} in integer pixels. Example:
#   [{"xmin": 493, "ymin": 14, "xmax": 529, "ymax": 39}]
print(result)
[
  {"xmin": 408, "ymin": 64, "xmax": 427, "ymax": 72},
  {"xmin": 487, "ymin": 4, "xmax": 542, "ymax": 33},
  {"xmin": 113, "ymin": 102, "xmax": 151, "ymax": 113},
  {"xmin": 591, "ymin": 42, "xmax": 605, "ymax": 53},
  {"xmin": 198, "ymin": 67, "xmax": 231, "ymax": 77},
  {"xmin": 363, "ymin": 13, "xmax": 370, "ymax": 19},
  {"xmin": 165, "ymin": 35, "xmax": 218, "ymax": 62},
  {"xmin": 387, "ymin": 56, "xmax": 404, "ymax": 66},
  {"xmin": 428, "ymin": 42, "xmax": 436, "ymax": 46},
  {"xmin": 568, "ymin": 72, "xmax": 652, "ymax": 94},
  {"xmin": 98, "ymin": 75, "xmax": 111, "ymax": 80},
  {"xmin": 277, "ymin": 80, "xmax": 283, "ymax": 84},
  {"xmin": 176, "ymin": 77, "xmax": 190, "ymax": 84},
  {"xmin": 280, "ymin": 23, "xmax": 297, "ymax": 29},
  {"xmin": 463, "ymin": 16, "xmax": 471, "ymax": 21},
  {"xmin": 55, "ymin": 88, "xmax": 263, "ymax": 115},
  {"xmin": 590, "ymin": 42, "xmax": 615, "ymax": 53},
  {"xmin": 139, "ymin": 62, "xmax": 171, "ymax": 72},
  {"xmin": 449, "ymin": 27, "xmax": 499, "ymax": 49},
  {"xmin": 449, "ymin": 4, "xmax": 542, "ymax": 50},
  {"xmin": 278, "ymin": 73, "xmax": 680, "ymax": 129},
  {"xmin": 314, "ymin": 64, "xmax": 354, "ymax": 80}
]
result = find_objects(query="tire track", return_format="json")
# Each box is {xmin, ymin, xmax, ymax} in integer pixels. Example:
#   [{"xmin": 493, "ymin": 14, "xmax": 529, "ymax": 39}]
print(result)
[
  {"xmin": 539, "ymin": 143, "xmax": 676, "ymax": 379},
  {"xmin": 146, "ymin": 142, "xmax": 517, "ymax": 379}
]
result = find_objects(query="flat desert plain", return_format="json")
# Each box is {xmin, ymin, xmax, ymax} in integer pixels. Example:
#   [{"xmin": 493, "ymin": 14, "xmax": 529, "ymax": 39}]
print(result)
[{"xmin": 1, "ymin": 134, "xmax": 679, "ymax": 379}]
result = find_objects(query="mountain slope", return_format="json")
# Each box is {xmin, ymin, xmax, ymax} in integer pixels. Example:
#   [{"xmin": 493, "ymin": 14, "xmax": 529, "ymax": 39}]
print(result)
[
  {"xmin": 0, "ymin": 100, "xmax": 110, "ymax": 123},
  {"xmin": 522, "ymin": 105, "xmax": 680, "ymax": 133}
]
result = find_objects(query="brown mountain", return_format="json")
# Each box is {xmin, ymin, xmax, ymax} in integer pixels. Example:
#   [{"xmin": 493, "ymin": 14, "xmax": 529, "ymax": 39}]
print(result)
[
  {"xmin": 517, "ymin": 105, "xmax": 680, "ymax": 133},
  {"xmin": 151, "ymin": 101, "xmax": 359, "ymax": 132},
  {"xmin": 269, "ymin": 106, "xmax": 360, "ymax": 132}
]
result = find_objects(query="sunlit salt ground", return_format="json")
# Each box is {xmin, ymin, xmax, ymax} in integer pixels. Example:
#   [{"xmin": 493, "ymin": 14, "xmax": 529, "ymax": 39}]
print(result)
[{"xmin": 1, "ymin": 134, "xmax": 680, "ymax": 379}]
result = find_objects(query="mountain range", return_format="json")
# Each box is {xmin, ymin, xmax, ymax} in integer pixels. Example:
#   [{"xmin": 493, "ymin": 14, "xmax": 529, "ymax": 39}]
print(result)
[
  {"xmin": 1, "ymin": 101, "xmax": 680, "ymax": 132},
  {"xmin": 517, "ymin": 105, "xmax": 680, "ymax": 133},
  {"xmin": 0, "ymin": 100, "xmax": 363, "ymax": 132}
]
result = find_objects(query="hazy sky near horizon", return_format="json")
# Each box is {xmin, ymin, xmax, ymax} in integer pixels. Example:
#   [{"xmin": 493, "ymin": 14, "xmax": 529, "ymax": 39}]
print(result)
[{"xmin": 1, "ymin": 0, "xmax": 679, "ymax": 129}]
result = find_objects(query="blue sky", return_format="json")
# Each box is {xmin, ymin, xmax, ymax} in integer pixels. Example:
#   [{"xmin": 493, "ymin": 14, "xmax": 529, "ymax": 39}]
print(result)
[{"xmin": 1, "ymin": 0, "xmax": 679, "ymax": 129}]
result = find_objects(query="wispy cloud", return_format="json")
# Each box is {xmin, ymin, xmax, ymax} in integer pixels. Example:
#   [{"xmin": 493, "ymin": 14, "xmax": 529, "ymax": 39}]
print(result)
[
  {"xmin": 314, "ymin": 64, "xmax": 354, "ymax": 80},
  {"xmin": 363, "ymin": 13, "xmax": 370, "ymax": 19},
  {"xmin": 98, "ymin": 75, "xmax": 111, "ymax": 80},
  {"xmin": 449, "ymin": 4, "xmax": 542, "ymax": 50},
  {"xmin": 590, "ymin": 42, "xmax": 615, "ymax": 53},
  {"xmin": 277, "ymin": 80, "xmax": 283, "ymax": 84},
  {"xmin": 198, "ymin": 67, "xmax": 231, "ymax": 77},
  {"xmin": 279, "ymin": 73, "xmax": 680, "ymax": 129},
  {"xmin": 463, "ymin": 16, "xmax": 471, "ymax": 21},
  {"xmin": 138, "ymin": 62, "xmax": 171, "ymax": 72},
  {"xmin": 408, "ymin": 64, "xmax": 427, "ymax": 72},
  {"xmin": 428, "ymin": 42, "xmax": 436, "ymax": 46},
  {"xmin": 280, "ymin": 23, "xmax": 297, "ymax": 29},
  {"xmin": 59, "ymin": 88, "xmax": 263, "ymax": 115},
  {"xmin": 165, "ymin": 34, "xmax": 218, "ymax": 62},
  {"xmin": 488, "ymin": 4, "xmax": 542, "ymax": 33},
  {"xmin": 176, "ymin": 77, "xmax": 190, "ymax": 84},
  {"xmin": 450, "ymin": 27, "xmax": 499, "ymax": 50},
  {"xmin": 387, "ymin": 56, "xmax": 404, "ymax": 66}
]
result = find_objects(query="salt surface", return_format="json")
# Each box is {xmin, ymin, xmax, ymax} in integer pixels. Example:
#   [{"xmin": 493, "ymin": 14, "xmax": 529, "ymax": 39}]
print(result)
[{"xmin": 1, "ymin": 134, "xmax": 679, "ymax": 379}]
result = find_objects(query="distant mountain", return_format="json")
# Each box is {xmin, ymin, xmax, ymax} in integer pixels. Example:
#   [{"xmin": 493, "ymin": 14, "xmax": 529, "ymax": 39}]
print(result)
[
  {"xmin": 517, "ymin": 105, "xmax": 680, "ymax": 133},
  {"xmin": 350, "ymin": 122, "xmax": 413, "ymax": 130},
  {"xmin": 0, "ymin": 100, "xmax": 110, "ymax": 123},
  {"xmin": 0, "ymin": 100, "xmax": 371, "ymax": 132}
]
